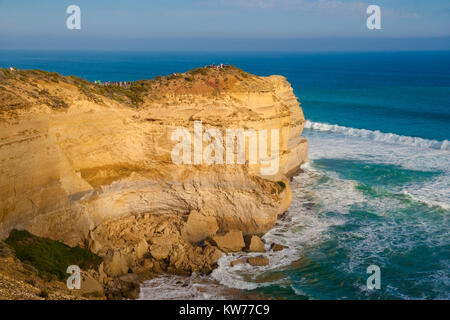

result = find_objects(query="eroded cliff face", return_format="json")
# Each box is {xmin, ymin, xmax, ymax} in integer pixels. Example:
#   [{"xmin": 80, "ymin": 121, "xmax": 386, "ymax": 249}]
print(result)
[{"xmin": 0, "ymin": 66, "xmax": 307, "ymax": 277}]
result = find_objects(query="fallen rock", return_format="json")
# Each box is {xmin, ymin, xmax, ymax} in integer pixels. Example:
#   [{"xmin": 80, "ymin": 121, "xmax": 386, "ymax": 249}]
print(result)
[
  {"xmin": 151, "ymin": 260, "xmax": 167, "ymax": 273},
  {"xmin": 103, "ymin": 251, "xmax": 129, "ymax": 277},
  {"xmin": 88, "ymin": 239, "xmax": 102, "ymax": 254},
  {"xmin": 246, "ymin": 235, "xmax": 265, "ymax": 253},
  {"xmin": 105, "ymin": 288, "xmax": 122, "ymax": 300},
  {"xmin": 247, "ymin": 256, "xmax": 269, "ymax": 266},
  {"xmin": 97, "ymin": 262, "xmax": 108, "ymax": 284},
  {"xmin": 133, "ymin": 239, "xmax": 149, "ymax": 260},
  {"xmin": 270, "ymin": 243, "xmax": 288, "ymax": 252},
  {"xmin": 230, "ymin": 258, "xmax": 246, "ymax": 267},
  {"xmin": 167, "ymin": 266, "xmax": 191, "ymax": 277},
  {"xmin": 116, "ymin": 273, "xmax": 140, "ymax": 299},
  {"xmin": 0, "ymin": 242, "xmax": 15, "ymax": 258},
  {"xmin": 212, "ymin": 231, "xmax": 245, "ymax": 252},
  {"xmin": 142, "ymin": 259, "xmax": 154, "ymax": 270},
  {"xmin": 202, "ymin": 245, "xmax": 223, "ymax": 264},
  {"xmin": 81, "ymin": 273, "xmax": 104, "ymax": 297},
  {"xmin": 149, "ymin": 242, "xmax": 171, "ymax": 260},
  {"xmin": 182, "ymin": 210, "xmax": 219, "ymax": 243}
]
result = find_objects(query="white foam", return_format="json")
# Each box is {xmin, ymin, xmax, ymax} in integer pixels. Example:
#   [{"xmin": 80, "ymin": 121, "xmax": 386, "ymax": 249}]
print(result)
[
  {"xmin": 400, "ymin": 190, "xmax": 450, "ymax": 210},
  {"xmin": 304, "ymin": 120, "xmax": 450, "ymax": 151},
  {"xmin": 211, "ymin": 169, "xmax": 347, "ymax": 291},
  {"xmin": 139, "ymin": 274, "xmax": 237, "ymax": 300},
  {"xmin": 304, "ymin": 128, "xmax": 450, "ymax": 209},
  {"xmin": 211, "ymin": 253, "xmax": 277, "ymax": 291}
]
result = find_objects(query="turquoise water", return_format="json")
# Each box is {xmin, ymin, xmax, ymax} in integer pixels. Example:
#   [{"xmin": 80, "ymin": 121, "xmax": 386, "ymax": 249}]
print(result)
[{"xmin": 1, "ymin": 51, "xmax": 449, "ymax": 300}]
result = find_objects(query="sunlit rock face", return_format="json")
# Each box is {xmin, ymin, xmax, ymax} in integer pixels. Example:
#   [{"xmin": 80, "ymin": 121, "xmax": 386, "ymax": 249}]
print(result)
[{"xmin": 0, "ymin": 67, "xmax": 307, "ymax": 273}]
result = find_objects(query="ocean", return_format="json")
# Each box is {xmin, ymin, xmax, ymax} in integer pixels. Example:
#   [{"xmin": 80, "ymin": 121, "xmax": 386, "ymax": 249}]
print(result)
[{"xmin": 1, "ymin": 51, "xmax": 448, "ymax": 300}]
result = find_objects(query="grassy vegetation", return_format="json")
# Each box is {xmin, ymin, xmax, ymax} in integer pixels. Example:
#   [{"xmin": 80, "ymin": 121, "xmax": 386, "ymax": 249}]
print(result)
[
  {"xmin": 37, "ymin": 88, "xmax": 69, "ymax": 109},
  {"xmin": 0, "ymin": 69, "xmax": 62, "ymax": 83},
  {"xmin": 89, "ymin": 80, "xmax": 150, "ymax": 106},
  {"xmin": 0, "ymin": 65, "xmax": 254, "ymax": 109},
  {"xmin": 5, "ymin": 229, "xmax": 102, "ymax": 281},
  {"xmin": 187, "ymin": 67, "xmax": 209, "ymax": 76}
]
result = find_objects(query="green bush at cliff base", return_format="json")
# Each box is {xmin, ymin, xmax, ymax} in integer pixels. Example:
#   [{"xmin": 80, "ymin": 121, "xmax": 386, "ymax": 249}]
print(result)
[{"xmin": 5, "ymin": 229, "xmax": 102, "ymax": 281}]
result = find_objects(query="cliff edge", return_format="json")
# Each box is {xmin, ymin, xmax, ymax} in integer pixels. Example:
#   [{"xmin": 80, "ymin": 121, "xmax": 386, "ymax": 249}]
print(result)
[{"xmin": 0, "ymin": 66, "xmax": 307, "ymax": 286}]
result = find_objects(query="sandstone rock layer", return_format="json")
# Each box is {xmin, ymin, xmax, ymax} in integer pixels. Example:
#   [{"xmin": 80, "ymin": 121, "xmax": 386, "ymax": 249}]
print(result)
[{"xmin": 0, "ymin": 67, "xmax": 308, "ymax": 275}]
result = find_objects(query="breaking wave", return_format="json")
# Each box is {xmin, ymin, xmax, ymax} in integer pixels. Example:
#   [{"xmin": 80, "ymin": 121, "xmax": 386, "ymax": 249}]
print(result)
[{"xmin": 304, "ymin": 121, "xmax": 450, "ymax": 151}]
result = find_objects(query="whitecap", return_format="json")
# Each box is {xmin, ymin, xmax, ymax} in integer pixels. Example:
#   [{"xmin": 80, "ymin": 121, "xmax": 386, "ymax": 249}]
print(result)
[{"xmin": 304, "ymin": 120, "xmax": 450, "ymax": 151}]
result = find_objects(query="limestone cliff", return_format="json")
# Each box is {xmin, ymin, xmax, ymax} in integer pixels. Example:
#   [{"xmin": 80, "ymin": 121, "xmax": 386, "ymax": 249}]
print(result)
[{"xmin": 0, "ymin": 66, "xmax": 307, "ymax": 278}]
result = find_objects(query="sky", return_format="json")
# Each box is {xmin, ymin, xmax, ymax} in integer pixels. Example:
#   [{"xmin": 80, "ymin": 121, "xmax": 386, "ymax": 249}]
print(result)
[{"xmin": 0, "ymin": 0, "xmax": 449, "ymax": 51}]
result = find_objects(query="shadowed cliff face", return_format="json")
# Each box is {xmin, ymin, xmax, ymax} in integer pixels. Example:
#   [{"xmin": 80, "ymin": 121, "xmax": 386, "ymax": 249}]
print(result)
[{"xmin": 0, "ymin": 66, "xmax": 307, "ymax": 276}]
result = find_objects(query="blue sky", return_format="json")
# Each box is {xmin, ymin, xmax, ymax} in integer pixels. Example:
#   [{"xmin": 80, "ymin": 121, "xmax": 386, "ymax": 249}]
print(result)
[{"xmin": 0, "ymin": 0, "xmax": 449, "ymax": 51}]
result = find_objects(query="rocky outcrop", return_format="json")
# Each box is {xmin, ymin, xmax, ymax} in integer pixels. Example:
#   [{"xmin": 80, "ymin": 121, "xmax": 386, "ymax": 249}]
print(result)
[
  {"xmin": 247, "ymin": 256, "xmax": 269, "ymax": 267},
  {"xmin": 230, "ymin": 255, "xmax": 269, "ymax": 267},
  {"xmin": 270, "ymin": 243, "xmax": 288, "ymax": 252},
  {"xmin": 182, "ymin": 209, "xmax": 219, "ymax": 243},
  {"xmin": 230, "ymin": 258, "xmax": 247, "ymax": 267},
  {"xmin": 212, "ymin": 231, "xmax": 245, "ymax": 253},
  {"xmin": 0, "ymin": 66, "xmax": 308, "ymax": 287},
  {"xmin": 80, "ymin": 272, "xmax": 104, "ymax": 297},
  {"xmin": 245, "ymin": 235, "xmax": 266, "ymax": 253}
]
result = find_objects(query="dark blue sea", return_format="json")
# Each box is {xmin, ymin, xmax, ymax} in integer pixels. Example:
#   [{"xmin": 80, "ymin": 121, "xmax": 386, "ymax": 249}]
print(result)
[{"xmin": 1, "ymin": 51, "xmax": 449, "ymax": 299}]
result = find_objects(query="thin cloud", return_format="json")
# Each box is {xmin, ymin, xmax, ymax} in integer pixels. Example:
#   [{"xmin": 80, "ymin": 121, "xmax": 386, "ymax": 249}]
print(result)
[
  {"xmin": 201, "ymin": 0, "xmax": 366, "ymax": 12},
  {"xmin": 200, "ymin": 0, "xmax": 419, "ymax": 17}
]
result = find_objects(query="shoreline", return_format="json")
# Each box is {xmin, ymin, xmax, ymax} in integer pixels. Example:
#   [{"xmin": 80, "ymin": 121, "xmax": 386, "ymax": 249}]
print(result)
[{"xmin": 138, "ymin": 274, "xmax": 269, "ymax": 300}]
